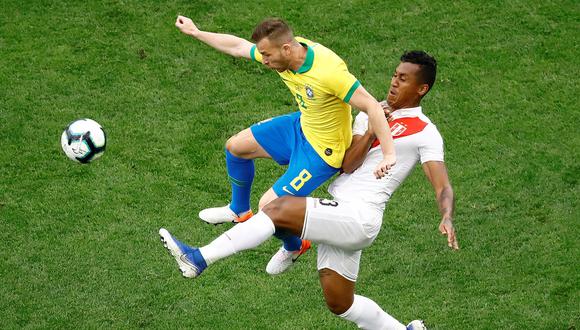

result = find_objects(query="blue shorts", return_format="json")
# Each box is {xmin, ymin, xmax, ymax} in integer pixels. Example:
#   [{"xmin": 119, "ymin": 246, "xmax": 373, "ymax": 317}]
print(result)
[{"xmin": 250, "ymin": 112, "xmax": 340, "ymax": 197}]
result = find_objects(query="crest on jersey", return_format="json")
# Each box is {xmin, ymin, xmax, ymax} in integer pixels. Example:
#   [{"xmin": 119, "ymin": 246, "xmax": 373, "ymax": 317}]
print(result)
[
  {"xmin": 390, "ymin": 122, "xmax": 408, "ymax": 137},
  {"xmin": 305, "ymin": 85, "xmax": 314, "ymax": 99}
]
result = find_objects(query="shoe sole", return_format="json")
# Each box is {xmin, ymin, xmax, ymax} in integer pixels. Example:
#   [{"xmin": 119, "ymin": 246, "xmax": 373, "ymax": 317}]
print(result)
[
  {"xmin": 159, "ymin": 228, "xmax": 199, "ymax": 278},
  {"xmin": 199, "ymin": 218, "xmax": 229, "ymax": 226},
  {"xmin": 198, "ymin": 209, "xmax": 234, "ymax": 226},
  {"xmin": 199, "ymin": 218, "xmax": 230, "ymax": 226},
  {"xmin": 198, "ymin": 210, "xmax": 253, "ymax": 226}
]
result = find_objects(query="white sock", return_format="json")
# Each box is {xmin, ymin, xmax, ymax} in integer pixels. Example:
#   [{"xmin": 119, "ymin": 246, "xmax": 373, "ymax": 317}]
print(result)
[
  {"xmin": 199, "ymin": 211, "xmax": 275, "ymax": 265},
  {"xmin": 339, "ymin": 294, "xmax": 406, "ymax": 330}
]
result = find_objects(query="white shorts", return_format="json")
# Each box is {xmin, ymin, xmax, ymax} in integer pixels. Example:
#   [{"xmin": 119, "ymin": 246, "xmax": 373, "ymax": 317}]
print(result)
[{"xmin": 301, "ymin": 198, "xmax": 383, "ymax": 281}]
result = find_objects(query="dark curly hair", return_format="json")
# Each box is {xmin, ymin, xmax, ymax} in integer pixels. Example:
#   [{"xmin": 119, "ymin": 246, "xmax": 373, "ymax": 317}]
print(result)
[{"xmin": 400, "ymin": 51, "xmax": 437, "ymax": 94}]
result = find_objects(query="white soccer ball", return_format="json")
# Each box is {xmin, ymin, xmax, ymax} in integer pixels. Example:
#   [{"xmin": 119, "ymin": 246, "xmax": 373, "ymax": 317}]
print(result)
[{"xmin": 60, "ymin": 119, "xmax": 107, "ymax": 163}]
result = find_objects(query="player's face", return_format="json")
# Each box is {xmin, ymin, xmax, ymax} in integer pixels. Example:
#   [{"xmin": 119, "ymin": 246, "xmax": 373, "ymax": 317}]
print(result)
[
  {"xmin": 387, "ymin": 62, "xmax": 427, "ymax": 110},
  {"xmin": 257, "ymin": 38, "xmax": 291, "ymax": 72}
]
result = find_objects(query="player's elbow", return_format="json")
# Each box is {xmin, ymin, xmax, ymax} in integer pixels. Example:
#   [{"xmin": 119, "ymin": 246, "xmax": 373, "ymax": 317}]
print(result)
[
  {"xmin": 441, "ymin": 184, "xmax": 454, "ymax": 196},
  {"xmin": 341, "ymin": 167, "xmax": 354, "ymax": 174},
  {"xmin": 341, "ymin": 163, "xmax": 357, "ymax": 174},
  {"xmin": 436, "ymin": 184, "xmax": 454, "ymax": 202},
  {"xmin": 341, "ymin": 154, "xmax": 363, "ymax": 174}
]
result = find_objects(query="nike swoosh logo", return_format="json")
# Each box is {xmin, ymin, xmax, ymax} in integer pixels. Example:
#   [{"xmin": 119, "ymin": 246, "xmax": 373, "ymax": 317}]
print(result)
[
  {"xmin": 179, "ymin": 254, "xmax": 197, "ymax": 268},
  {"xmin": 282, "ymin": 186, "xmax": 295, "ymax": 195}
]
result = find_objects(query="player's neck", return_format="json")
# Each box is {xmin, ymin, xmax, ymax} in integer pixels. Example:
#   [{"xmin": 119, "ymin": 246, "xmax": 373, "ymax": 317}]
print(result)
[
  {"xmin": 288, "ymin": 43, "xmax": 308, "ymax": 71},
  {"xmin": 392, "ymin": 101, "xmax": 421, "ymax": 112}
]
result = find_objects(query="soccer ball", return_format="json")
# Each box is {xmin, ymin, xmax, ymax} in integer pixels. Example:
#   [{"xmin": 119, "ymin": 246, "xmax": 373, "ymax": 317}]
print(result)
[{"xmin": 61, "ymin": 119, "xmax": 107, "ymax": 163}]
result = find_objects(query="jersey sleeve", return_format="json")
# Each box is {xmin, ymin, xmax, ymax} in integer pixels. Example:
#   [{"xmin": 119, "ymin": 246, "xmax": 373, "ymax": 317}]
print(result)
[
  {"xmin": 325, "ymin": 63, "xmax": 360, "ymax": 103},
  {"xmin": 352, "ymin": 112, "xmax": 369, "ymax": 136},
  {"xmin": 250, "ymin": 44, "xmax": 263, "ymax": 64},
  {"xmin": 419, "ymin": 126, "xmax": 445, "ymax": 163}
]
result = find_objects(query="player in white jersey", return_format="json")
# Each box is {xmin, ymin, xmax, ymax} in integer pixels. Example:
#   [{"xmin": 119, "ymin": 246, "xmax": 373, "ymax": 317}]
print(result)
[{"xmin": 159, "ymin": 51, "xmax": 457, "ymax": 330}]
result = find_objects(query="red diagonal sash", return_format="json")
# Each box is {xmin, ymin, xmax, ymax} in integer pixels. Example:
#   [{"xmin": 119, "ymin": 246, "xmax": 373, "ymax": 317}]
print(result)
[{"xmin": 370, "ymin": 117, "xmax": 428, "ymax": 149}]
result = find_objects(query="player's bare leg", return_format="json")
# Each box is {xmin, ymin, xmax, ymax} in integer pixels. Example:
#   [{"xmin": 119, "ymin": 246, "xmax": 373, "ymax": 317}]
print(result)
[
  {"xmin": 319, "ymin": 268, "xmax": 425, "ymax": 330},
  {"xmin": 199, "ymin": 128, "xmax": 271, "ymax": 224},
  {"xmin": 258, "ymin": 187, "xmax": 278, "ymax": 210},
  {"xmin": 319, "ymin": 268, "xmax": 356, "ymax": 315},
  {"xmin": 225, "ymin": 128, "xmax": 272, "ymax": 159},
  {"xmin": 261, "ymin": 196, "xmax": 306, "ymax": 235}
]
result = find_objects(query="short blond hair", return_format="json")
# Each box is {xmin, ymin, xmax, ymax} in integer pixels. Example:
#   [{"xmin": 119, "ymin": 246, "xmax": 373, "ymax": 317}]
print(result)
[{"xmin": 251, "ymin": 18, "xmax": 294, "ymax": 45}]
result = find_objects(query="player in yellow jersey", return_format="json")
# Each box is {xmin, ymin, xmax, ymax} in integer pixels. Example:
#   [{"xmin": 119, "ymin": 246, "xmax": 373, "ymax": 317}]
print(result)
[{"xmin": 173, "ymin": 15, "xmax": 395, "ymax": 274}]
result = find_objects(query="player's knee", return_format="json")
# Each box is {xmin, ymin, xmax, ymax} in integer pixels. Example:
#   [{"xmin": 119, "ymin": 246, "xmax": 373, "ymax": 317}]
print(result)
[
  {"xmin": 324, "ymin": 296, "xmax": 351, "ymax": 315},
  {"xmin": 226, "ymin": 133, "xmax": 259, "ymax": 158},
  {"xmin": 261, "ymin": 196, "xmax": 289, "ymax": 222},
  {"xmin": 319, "ymin": 268, "xmax": 354, "ymax": 315},
  {"xmin": 225, "ymin": 136, "xmax": 243, "ymax": 156},
  {"xmin": 263, "ymin": 196, "xmax": 298, "ymax": 225}
]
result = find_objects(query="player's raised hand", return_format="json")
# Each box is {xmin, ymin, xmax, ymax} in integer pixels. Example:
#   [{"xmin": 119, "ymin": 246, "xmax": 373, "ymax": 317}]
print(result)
[
  {"xmin": 439, "ymin": 217, "xmax": 459, "ymax": 250},
  {"xmin": 373, "ymin": 154, "xmax": 396, "ymax": 179},
  {"xmin": 175, "ymin": 15, "xmax": 200, "ymax": 37}
]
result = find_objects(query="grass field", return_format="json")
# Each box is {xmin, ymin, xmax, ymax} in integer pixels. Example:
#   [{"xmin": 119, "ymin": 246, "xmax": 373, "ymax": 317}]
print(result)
[{"xmin": 1, "ymin": 0, "xmax": 578, "ymax": 329}]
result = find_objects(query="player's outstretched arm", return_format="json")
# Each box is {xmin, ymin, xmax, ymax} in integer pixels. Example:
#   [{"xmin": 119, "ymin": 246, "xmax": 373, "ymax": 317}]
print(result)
[
  {"xmin": 175, "ymin": 15, "xmax": 254, "ymax": 59},
  {"xmin": 422, "ymin": 161, "xmax": 459, "ymax": 250},
  {"xmin": 348, "ymin": 86, "xmax": 396, "ymax": 178}
]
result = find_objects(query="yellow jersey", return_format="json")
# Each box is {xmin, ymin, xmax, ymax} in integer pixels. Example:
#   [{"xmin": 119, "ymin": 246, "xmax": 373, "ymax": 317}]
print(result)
[{"xmin": 250, "ymin": 37, "xmax": 360, "ymax": 168}]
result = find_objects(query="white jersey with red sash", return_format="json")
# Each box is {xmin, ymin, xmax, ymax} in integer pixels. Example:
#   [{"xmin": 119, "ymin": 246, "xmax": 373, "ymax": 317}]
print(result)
[{"xmin": 327, "ymin": 106, "xmax": 444, "ymax": 213}]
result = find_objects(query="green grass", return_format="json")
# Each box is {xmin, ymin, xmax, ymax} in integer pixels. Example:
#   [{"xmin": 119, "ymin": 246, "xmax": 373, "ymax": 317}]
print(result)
[{"xmin": 1, "ymin": 0, "xmax": 578, "ymax": 329}]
